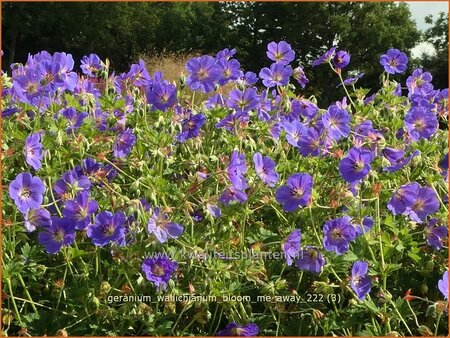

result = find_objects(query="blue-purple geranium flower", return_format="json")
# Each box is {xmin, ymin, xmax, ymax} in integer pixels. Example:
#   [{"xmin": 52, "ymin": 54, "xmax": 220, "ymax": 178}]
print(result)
[
  {"xmin": 24, "ymin": 132, "xmax": 44, "ymax": 170},
  {"xmin": 338, "ymin": 147, "xmax": 374, "ymax": 183},
  {"xmin": 177, "ymin": 113, "xmax": 206, "ymax": 143},
  {"xmin": 322, "ymin": 105, "xmax": 350, "ymax": 141},
  {"xmin": 114, "ymin": 128, "xmax": 136, "ymax": 158},
  {"xmin": 142, "ymin": 255, "xmax": 178, "ymax": 291},
  {"xmin": 9, "ymin": 172, "xmax": 46, "ymax": 213},
  {"xmin": 253, "ymin": 152, "xmax": 279, "ymax": 187},
  {"xmin": 217, "ymin": 322, "xmax": 259, "ymax": 336},
  {"xmin": 38, "ymin": 216, "xmax": 76, "ymax": 254},
  {"xmin": 226, "ymin": 88, "xmax": 259, "ymax": 114},
  {"xmin": 62, "ymin": 191, "xmax": 98, "ymax": 230},
  {"xmin": 404, "ymin": 107, "xmax": 438, "ymax": 141},
  {"xmin": 147, "ymin": 207, "xmax": 184, "ymax": 243},
  {"xmin": 333, "ymin": 50, "xmax": 351, "ymax": 69},
  {"xmin": 438, "ymin": 271, "xmax": 448, "ymax": 300},
  {"xmin": 87, "ymin": 210, "xmax": 127, "ymax": 247},
  {"xmin": 259, "ymin": 63, "xmax": 292, "ymax": 88},
  {"xmin": 219, "ymin": 186, "xmax": 248, "ymax": 205},
  {"xmin": 379, "ymin": 48, "xmax": 408, "ymax": 74},
  {"xmin": 312, "ymin": 47, "xmax": 337, "ymax": 67},
  {"xmin": 227, "ymin": 150, "xmax": 248, "ymax": 190},
  {"xmin": 424, "ymin": 219, "xmax": 448, "ymax": 250},
  {"xmin": 295, "ymin": 245, "xmax": 326, "ymax": 274},
  {"xmin": 323, "ymin": 216, "xmax": 356, "ymax": 255},
  {"xmin": 275, "ymin": 173, "xmax": 313, "ymax": 212},
  {"xmin": 24, "ymin": 208, "xmax": 51, "ymax": 232},
  {"xmin": 387, "ymin": 182, "xmax": 420, "ymax": 215},
  {"xmin": 281, "ymin": 229, "xmax": 301, "ymax": 266},
  {"xmin": 350, "ymin": 261, "xmax": 372, "ymax": 300},
  {"xmin": 53, "ymin": 170, "xmax": 91, "ymax": 200},
  {"xmin": 266, "ymin": 41, "xmax": 295, "ymax": 65},
  {"xmin": 186, "ymin": 55, "xmax": 221, "ymax": 93},
  {"xmin": 404, "ymin": 186, "xmax": 439, "ymax": 223}
]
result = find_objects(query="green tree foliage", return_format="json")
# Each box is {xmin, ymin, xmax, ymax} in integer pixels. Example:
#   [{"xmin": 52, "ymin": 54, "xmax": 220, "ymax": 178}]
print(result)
[
  {"xmin": 418, "ymin": 12, "xmax": 449, "ymax": 90},
  {"xmin": 2, "ymin": 2, "xmax": 426, "ymax": 103},
  {"xmin": 219, "ymin": 2, "xmax": 421, "ymax": 103}
]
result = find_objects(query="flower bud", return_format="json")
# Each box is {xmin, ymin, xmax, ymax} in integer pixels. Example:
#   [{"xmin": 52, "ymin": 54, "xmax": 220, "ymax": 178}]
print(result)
[
  {"xmin": 100, "ymin": 281, "xmax": 111, "ymax": 296},
  {"xmin": 418, "ymin": 325, "xmax": 433, "ymax": 336},
  {"xmin": 312, "ymin": 309, "xmax": 325, "ymax": 321},
  {"xmin": 426, "ymin": 303, "xmax": 437, "ymax": 317},
  {"xmin": 56, "ymin": 329, "xmax": 69, "ymax": 337}
]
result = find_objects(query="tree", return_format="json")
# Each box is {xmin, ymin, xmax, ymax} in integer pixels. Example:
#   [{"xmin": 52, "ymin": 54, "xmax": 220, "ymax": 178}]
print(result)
[{"xmin": 418, "ymin": 12, "xmax": 448, "ymax": 90}]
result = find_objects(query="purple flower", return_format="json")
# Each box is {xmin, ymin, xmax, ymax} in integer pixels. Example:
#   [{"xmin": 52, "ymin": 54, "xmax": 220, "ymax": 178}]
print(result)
[
  {"xmin": 338, "ymin": 73, "xmax": 364, "ymax": 87},
  {"xmin": 297, "ymin": 127, "xmax": 322, "ymax": 157},
  {"xmin": 9, "ymin": 172, "xmax": 45, "ymax": 213},
  {"xmin": 227, "ymin": 151, "xmax": 248, "ymax": 190},
  {"xmin": 354, "ymin": 216, "xmax": 374, "ymax": 237},
  {"xmin": 240, "ymin": 71, "xmax": 258, "ymax": 86},
  {"xmin": 38, "ymin": 216, "xmax": 76, "ymax": 254},
  {"xmin": 61, "ymin": 107, "xmax": 87, "ymax": 133},
  {"xmin": 295, "ymin": 246, "xmax": 326, "ymax": 274},
  {"xmin": 350, "ymin": 261, "xmax": 372, "ymax": 300},
  {"xmin": 226, "ymin": 88, "xmax": 259, "ymax": 114},
  {"xmin": 24, "ymin": 208, "xmax": 51, "ymax": 232},
  {"xmin": 24, "ymin": 132, "xmax": 44, "ymax": 170},
  {"xmin": 379, "ymin": 48, "xmax": 408, "ymax": 74},
  {"xmin": 217, "ymin": 57, "xmax": 241, "ymax": 85},
  {"xmin": 216, "ymin": 48, "xmax": 236, "ymax": 60},
  {"xmin": 219, "ymin": 186, "xmax": 247, "ymax": 205},
  {"xmin": 292, "ymin": 99, "xmax": 318, "ymax": 120},
  {"xmin": 425, "ymin": 219, "xmax": 448, "ymax": 250},
  {"xmin": 87, "ymin": 211, "xmax": 127, "ymax": 247},
  {"xmin": 266, "ymin": 41, "xmax": 295, "ymax": 65},
  {"xmin": 142, "ymin": 255, "xmax": 178, "ymax": 291},
  {"xmin": 275, "ymin": 173, "xmax": 313, "ymax": 212},
  {"xmin": 205, "ymin": 94, "xmax": 224, "ymax": 110},
  {"xmin": 80, "ymin": 54, "xmax": 103, "ymax": 77},
  {"xmin": 114, "ymin": 128, "xmax": 136, "ymax": 158},
  {"xmin": 259, "ymin": 63, "xmax": 292, "ymax": 88},
  {"xmin": 404, "ymin": 186, "xmax": 439, "ymax": 223},
  {"xmin": 292, "ymin": 66, "xmax": 309, "ymax": 88},
  {"xmin": 322, "ymin": 105, "xmax": 350, "ymax": 141},
  {"xmin": 387, "ymin": 182, "xmax": 420, "ymax": 215},
  {"xmin": 282, "ymin": 229, "xmax": 301, "ymax": 266},
  {"xmin": 177, "ymin": 114, "xmax": 206, "ymax": 143},
  {"xmin": 406, "ymin": 68, "xmax": 433, "ymax": 96},
  {"xmin": 338, "ymin": 147, "xmax": 374, "ymax": 183},
  {"xmin": 312, "ymin": 47, "xmax": 337, "ymax": 67},
  {"xmin": 382, "ymin": 147, "xmax": 419, "ymax": 173},
  {"xmin": 215, "ymin": 111, "xmax": 249, "ymax": 132},
  {"xmin": 438, "ymin": 271, "xmax": 448, "ymax": 300},
  {"xmin": 217, "ymin": 323, "xmax": 259, "ymax": 336},
  {"xmin": 404, "ymin": 107, "xmax": 438, "ymax": 141},
  {"xmin": 53, "ymin": 170, "xmax": 90, "ymax": 200},
  {"xmin": 147, "ymin": 207, "xmax": 184, "ymax": 243},
  {"xmin": 146, "ymin": 81, "xmax": 178, "ymax": 112},
  {"xmin": 206, "ymin": 203, "xmax": 222, "ymax": 218},
  {"xmin": 282, "ymin": 119, "xmax": 306, "ymax": 147},
  {"xmin": 62, "ymin": 191, "xmax": 98, "ymax": 230},
  {"xmin": 127, "ymin": 59, "xmax": 151, "ymax": 86},
  {"xmin": 333, "ymin": 50, "xmax": 351, "ymax": 69},
  {"xmin": 253, "ymin": 152, "xmax": 279, "ymax": 187},
  {"xmin": 186, "ymin": 55, "xmax": 221, "ymax": 93},
  {"xmin": 323, "ymin": 216, "xmax": 356, "ymax": 255}
]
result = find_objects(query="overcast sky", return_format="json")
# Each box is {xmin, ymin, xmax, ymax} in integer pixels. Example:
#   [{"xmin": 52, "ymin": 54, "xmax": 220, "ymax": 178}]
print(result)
[
  {"xmin": 405, "ymin": 1, "xmax": 448, "ymax": 57},
  {"xmin": 406, "ymin": 1, "xmax": 448, "ymax": 31}
]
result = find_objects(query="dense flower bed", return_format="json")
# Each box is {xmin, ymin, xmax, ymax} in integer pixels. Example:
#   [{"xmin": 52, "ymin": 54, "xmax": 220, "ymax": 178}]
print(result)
[{"xmin": 1, "ymin": 42, "xmax": 448, "ymax": 336}]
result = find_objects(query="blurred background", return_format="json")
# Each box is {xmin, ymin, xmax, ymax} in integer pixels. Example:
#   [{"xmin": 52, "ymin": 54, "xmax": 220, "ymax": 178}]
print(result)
[{"xmin": 2, "ymin": 1, "xmax": 448, "ymax": 104}]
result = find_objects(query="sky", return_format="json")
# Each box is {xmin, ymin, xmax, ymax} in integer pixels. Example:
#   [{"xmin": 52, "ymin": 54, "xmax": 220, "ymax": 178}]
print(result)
[{"xmin": 406, "ymin": 1, "xmax": 448, "ymax": 57}]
